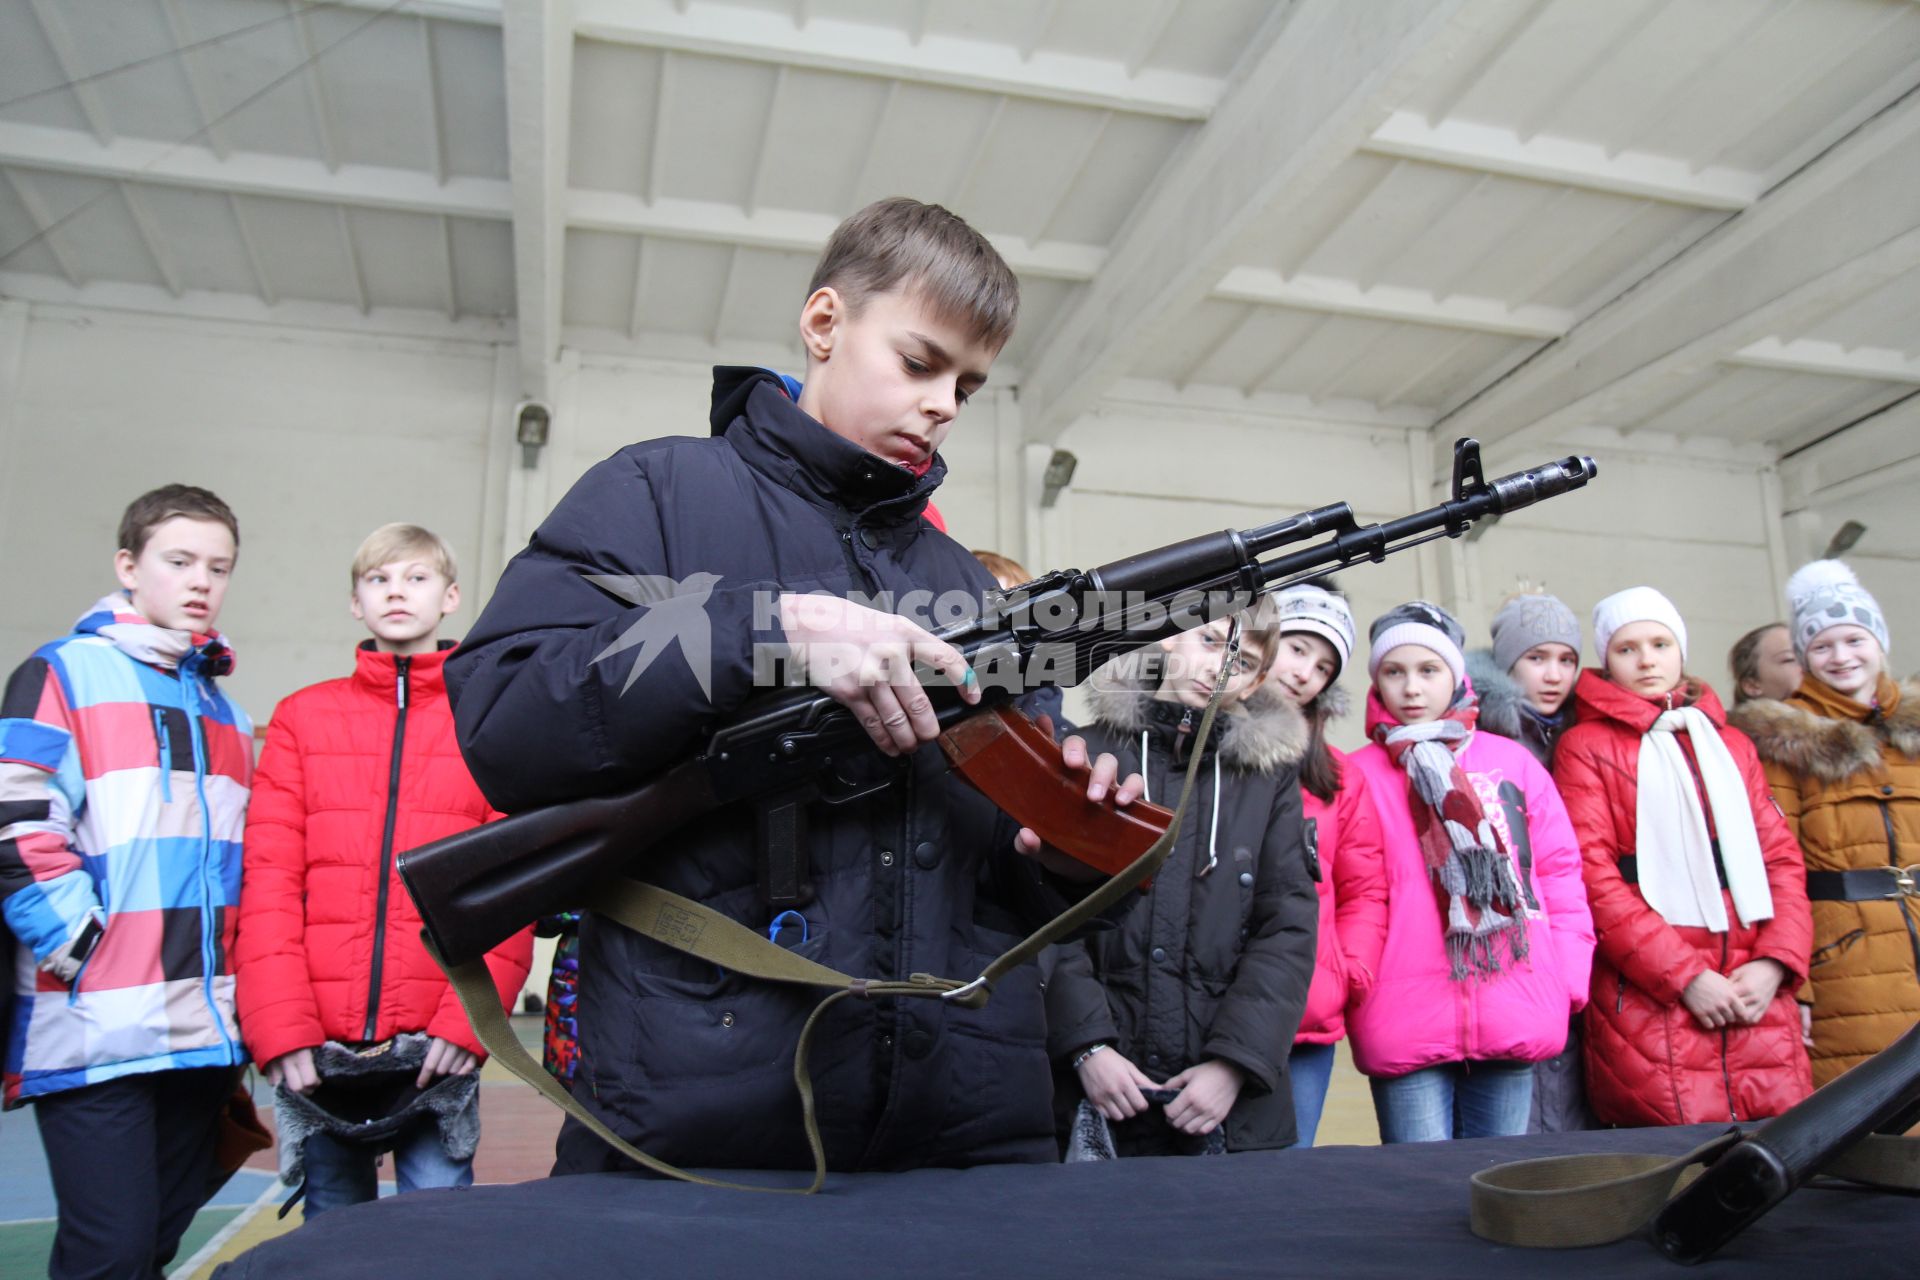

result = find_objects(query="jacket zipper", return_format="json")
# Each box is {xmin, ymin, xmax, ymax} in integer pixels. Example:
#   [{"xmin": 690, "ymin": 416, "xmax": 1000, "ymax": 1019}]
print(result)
[
  {"xmin": 182, "ymin": 665, "xmax": 236, "ymax": 1059},
  {"xmin": 1718, "ymin": 931, "xmax": 1737, "ymax": 1121},
  {"xmin": 363, "ymin": 655, "xmax": 411, "ymax": 1041},
  {"xmin": 1879, "ymin": 800, "xmax": 1920, "ymax": 980},
  {"xmin": 153, "ymin": 709, "xmax": 173, "ymax": 803}
]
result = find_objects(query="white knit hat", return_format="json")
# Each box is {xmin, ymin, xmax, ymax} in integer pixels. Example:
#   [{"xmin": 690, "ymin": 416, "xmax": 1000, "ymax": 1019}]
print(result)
[
  {"xmin": 1273, "ymin": 585, "xmax": 1356, "ymax": 681},
  {"xmin": 1592, "ymin": 587, "xmax": 1688, "ymax": 662},
  {"xmin": 1367, "ymin": 600, "xmax": 1467, "ymax": 688},
  {"xmin": 1786, "ymin": 559, "xmax": 1888, "ymax": 659}
]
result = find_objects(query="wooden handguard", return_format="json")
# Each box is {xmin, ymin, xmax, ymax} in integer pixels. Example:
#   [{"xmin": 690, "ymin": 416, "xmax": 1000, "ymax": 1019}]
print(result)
[{"xmin": 939, "ymin": 703, "xmax": 1174, "ymax": 877}]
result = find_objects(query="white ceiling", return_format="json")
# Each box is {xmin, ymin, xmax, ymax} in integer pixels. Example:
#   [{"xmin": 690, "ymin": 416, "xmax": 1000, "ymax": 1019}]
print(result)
[{"xmin": 2, "ymin": 0, "xmax": 1916, "ymax": 469}]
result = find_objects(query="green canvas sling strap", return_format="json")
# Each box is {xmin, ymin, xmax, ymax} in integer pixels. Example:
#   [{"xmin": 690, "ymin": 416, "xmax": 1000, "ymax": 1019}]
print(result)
[
  {"xmin": 1468, "ymin": 1127, "xmax": 1920, "ymax": 1251},
  {"xmin": 433, "ymin": 668, "xmax": 1237, "ymax": 1195}
]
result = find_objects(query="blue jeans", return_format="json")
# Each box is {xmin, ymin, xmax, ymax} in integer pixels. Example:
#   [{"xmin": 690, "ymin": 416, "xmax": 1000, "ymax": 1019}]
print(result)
[
  {"xmin": 1289, "ymin": 1042, "xmax": 1337, "ymax": 1147},
  {"xmin": 1369, "ymin": 1060, "xmax": 1534, "ymax": 1144},
  {"xmin": 301, "ymin": 1120, "xmax": 474, "ymax": 1219}
]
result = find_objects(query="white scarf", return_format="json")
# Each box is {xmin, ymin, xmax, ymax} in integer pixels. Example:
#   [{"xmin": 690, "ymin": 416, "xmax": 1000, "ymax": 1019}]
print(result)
[{"xmin": 1634, "ymin": 707, "xmax": 1773, "ymax": 932}]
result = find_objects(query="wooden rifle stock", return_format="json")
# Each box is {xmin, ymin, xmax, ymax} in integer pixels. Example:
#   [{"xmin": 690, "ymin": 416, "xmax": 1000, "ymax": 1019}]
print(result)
[
  {"xmin": 400, "ymin": 705, "xmax": 1170, "ymax": 966},
  {"xmin": 399, "ymin": 440, "xmax": 1597, "ymax": 966}
]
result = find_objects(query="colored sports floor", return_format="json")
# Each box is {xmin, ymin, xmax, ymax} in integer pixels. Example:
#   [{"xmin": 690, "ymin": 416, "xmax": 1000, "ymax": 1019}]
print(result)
[{"xmin": 0, "ymin": 1021, "xmax": 1380, "ymax": 1276}]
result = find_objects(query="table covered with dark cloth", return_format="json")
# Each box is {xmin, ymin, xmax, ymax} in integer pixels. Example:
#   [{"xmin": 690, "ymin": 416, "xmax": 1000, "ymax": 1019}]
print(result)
[{"xmin": 214, "ymin": 1124, "xmax": 1918, "ymax": 1278}]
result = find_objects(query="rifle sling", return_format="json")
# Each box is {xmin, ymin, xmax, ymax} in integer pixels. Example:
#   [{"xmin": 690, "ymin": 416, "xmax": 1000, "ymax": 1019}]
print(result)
[
  {"xmin": 432, "ymin": 662, "xmax": 1237, "ymax": 1194},
  {"xmin": 1468, "ymin": 1128, "xmax": 1920, "ymax": 1250}
]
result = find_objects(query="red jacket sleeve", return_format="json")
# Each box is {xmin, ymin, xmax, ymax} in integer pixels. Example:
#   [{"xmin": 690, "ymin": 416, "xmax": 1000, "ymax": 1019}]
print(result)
[
  {"xmin": 234, "ymin": 704, "xmax": 327, "ymax": 1067},
  {"xmin": 1730, "ymin": 728, "xmax": 1813, "ymax": 989},
  {"xmin": 1331, "ymin": 766, "xmax": 1389, "ymax": 997},
  {"xmin": 1554, "ymin": 727, "xmax": 1709, "ymax": 1005}
]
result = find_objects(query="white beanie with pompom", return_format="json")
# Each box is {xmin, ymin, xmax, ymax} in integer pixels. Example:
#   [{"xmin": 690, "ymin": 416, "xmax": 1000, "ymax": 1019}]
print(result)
[{"xmin": 1786, "ymin": 559, "xmax": 1888, "ymax": 659}]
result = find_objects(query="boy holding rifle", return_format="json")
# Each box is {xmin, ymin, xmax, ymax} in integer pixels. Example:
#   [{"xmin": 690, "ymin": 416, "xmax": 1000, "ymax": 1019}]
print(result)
[{"xmin": 447, "ymin": 198, "xmax": 1141, "ymax": 1174}]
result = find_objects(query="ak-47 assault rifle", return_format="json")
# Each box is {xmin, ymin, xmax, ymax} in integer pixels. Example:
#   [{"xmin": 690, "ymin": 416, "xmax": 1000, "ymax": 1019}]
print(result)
[{"xmin": 399, "ymin": 439, "xmax": 1596, "ymax": 968}]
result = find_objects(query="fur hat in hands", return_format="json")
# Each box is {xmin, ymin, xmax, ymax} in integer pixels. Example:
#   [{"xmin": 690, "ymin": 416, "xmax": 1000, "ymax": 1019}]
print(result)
[{"xmin": 1786, "ymin": 559, "xmax": 1888, "ymax": 659}]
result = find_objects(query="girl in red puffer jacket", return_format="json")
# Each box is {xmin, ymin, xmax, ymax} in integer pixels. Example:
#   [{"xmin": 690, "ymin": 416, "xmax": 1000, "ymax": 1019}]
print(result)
[
  {"xmin": 1266, "ymin": 585, "xmax": 1388, "ymax": 1146},
  {"xmin": 1552, "ymin": 587, "xmax": 1812, "ymax": 1127}
]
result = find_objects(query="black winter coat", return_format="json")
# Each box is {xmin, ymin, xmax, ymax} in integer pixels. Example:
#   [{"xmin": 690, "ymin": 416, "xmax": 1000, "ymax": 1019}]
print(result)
[
  {"xmin": 447, "ymin": 368, "xmax": 1098, "ymax": 1172},
  {"xmin": 1045, "ymin": 665, "xmax": 1317, "ymax": 1154}
]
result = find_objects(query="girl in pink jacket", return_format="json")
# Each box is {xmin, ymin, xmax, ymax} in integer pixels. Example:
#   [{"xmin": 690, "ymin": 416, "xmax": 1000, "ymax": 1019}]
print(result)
[
  {"xmin": 1267, "ymin": 585, "xmax": 1389, "ymax": 1145},
  {"xmin": 1346, "ymin": 601, "xmax": 1596, "ymax": 1142}
]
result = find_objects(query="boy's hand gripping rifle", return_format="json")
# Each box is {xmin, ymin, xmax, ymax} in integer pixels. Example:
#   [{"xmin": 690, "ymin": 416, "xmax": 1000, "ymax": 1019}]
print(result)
[{"xmin": 399, "ymin": 438, "xmax": 1596, "ymax": 967}]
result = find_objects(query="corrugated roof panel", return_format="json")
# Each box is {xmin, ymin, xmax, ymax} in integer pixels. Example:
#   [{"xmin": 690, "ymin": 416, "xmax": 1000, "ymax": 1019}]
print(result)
[
  {"xmin": 0, "ymin": 3, "xmax": 92, "ymax": 134},
  {"xmin": 126, "ymin": 182, "xmax": 257, "ymax": 296},
  {"xmin": 1796, "ymin": 265, "xmax": 1920, "ymax": 357},
  {"xmin": 1126, "ymin": 298, "xmax": 1252, "ymax": 384},
  {"xmin": 7, "ymin": 170, "xmax": 165, "ymax": 289},
  {"xmin": 1419, "ymin": 0, "xmax": 1658, "ymax": 137},
  {"xmin": 46, "ymin": 0, "xmax": 201, "ymax": 145},
  {"xmin": 563, "ymin": 228, "xmax": 640, "ymax": 331},
  {"xmin": 1029, "ymin": 113, "xmax": 1191, "ymax": 247},
  {"xmin": 347, "ymin": 206, "xmax": 456, "ymax": 313},
  {"xmin": 0, "ymin": 166, "xmax": 73, "ymax": 280},
  {"xmin": 1000, "ymin": 276, "xmax": 1080, "ymax": 370},
  {"xmin": 1175, "ymin": 304, "xmax": 1321, "ymax": 392},
  {"xmin": 1296, "ymin": 160, "xmax": 1468, "ymax": 288},
  {"xmin": 227, "ymin": 193, "xmax": 363, "ymax": 308},
  {"xmin": 758, "ymin": 70, "xmax": 914, "ymax": 213},
  {"xmin": 171, "ymin": 2, "xmax": 327, "ymax": 161},
  {"xmin": 715, "ymin": 246, "xmax": 817, "ymax": 344},
  {"xmin": 1388, "ymin": 332, "xmax": 1541, "ymax": 413},
  {"xmin": 841, "ymin": 80, "xmax": 1000, "ymax": 212},
  {"xmin": 1712, "ymin": 6, "xmax": 1920, "ymax": 175},
  {"xmin": 570, "ymin": 40, "xmax": 663, "ymax": 196},
  {"xmin": 1133, "ymin": 0, "xmax": 1278, "ymax": 79},
  {"xmin": 448, "ymin": 215, "xmax": 515, "ymax": 318},
  {"xmin": 432, "ymin": 18, "xmax": 510, "ymax": 180},
  {"xmin": 306, "ymin": 10, "xmax": 440, "ymax": 173},
  {"xmin": 630, "ymin": 233, "xmax": 733, "ymax": 339},
  {"xmin": 1233, "ymin": 154, "xmax": 1395, "ymax": 279},
  {"xmin": 1473, "ymin": 198, "xmax": 1722, "ymax": 313},
  {"xmin": 1629, "ymin": 0, "xmax": 1918, "ymax": 169},
  {"xmin": 1251, "ymin": 313, "xmax": 1410, "ymax": 398},
  {"xmin": 652, "ymin": 52, "xmax": 779, "ymax": 207}
]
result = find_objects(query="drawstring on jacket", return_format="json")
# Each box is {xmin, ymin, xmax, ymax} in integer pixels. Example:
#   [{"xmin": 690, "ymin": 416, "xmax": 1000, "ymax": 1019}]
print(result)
[{"xmin": 1139, "ymin": 729, "xmax": 1224, "ymax": 877}]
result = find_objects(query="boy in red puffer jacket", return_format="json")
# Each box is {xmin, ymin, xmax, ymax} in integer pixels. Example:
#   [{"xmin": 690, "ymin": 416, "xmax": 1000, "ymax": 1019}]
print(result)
[{"xmin": 234, "ymin": 525, "xmax": 533, "ymax": 1217}]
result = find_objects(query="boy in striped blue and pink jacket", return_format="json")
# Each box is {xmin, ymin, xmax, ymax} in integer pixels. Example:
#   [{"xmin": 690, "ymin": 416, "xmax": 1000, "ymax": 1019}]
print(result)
[{"xmin": 0, "ymin": 485, "xmax": 252, "ymax": 1280}]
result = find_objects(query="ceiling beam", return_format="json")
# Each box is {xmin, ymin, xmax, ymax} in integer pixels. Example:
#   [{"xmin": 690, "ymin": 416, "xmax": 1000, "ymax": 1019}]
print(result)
[
  {"xmin": 1362, "ymin": 111, "xmax": 1762, "ymax": 210},
  {"xmin": 0, "ymin": 120, "xmax": 511, "ymax": 219},
  {"xmin": 1728, "ymin": 336, "xmax": 1920, "ymax": 385},
  {"xmin": 501, "ymin": 0, "xmax": 573, "ymax": 402},
  {"xmin": 571, "ymin": 0, "xmax": 1217, "ymax": 120},
  {"xmin": 1016, "ymin": 0, "xmax": 1539, "ymax": 440},
  {"xmin": 1213, "ymin": 267, "xmax": 1573, "ymax": 339},
  {"xmin": 566, "ymin": 188, "xmax": 1106, "ymax": 281},
  {"xmin": 23, "ymin": 0, "xmax": 114, "ymax": 146},
  {"xmin": 1438, "ymin": 89, "xmax": 1920, "ymax": 454}
]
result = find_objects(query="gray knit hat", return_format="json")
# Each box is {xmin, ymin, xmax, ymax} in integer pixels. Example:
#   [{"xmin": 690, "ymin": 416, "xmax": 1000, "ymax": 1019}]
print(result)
[
  {"xmin": 1491, "ymin": 593, "xmax": 1581, "ymax": 674},
  {"xmin": 1786, "ymin": 559, "xmax": 1889, "ymax": 658},
  {"xmin": 1273, "ymin": 585, "xmax": 1356, "ymax": 681},
  {"xmin": 1368, "ymin": 600, "xmax": 1467, "ymax": 687}
]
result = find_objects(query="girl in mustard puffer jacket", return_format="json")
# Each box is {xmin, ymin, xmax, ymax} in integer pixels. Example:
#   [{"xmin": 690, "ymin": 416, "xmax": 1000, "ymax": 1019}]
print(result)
[{"xmin": 1554, "ymin": 587, "xmax": 1811, "ymax": 1127}]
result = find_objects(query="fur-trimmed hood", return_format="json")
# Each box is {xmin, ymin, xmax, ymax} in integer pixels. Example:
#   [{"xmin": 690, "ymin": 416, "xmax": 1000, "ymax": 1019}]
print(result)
[
  {"xmin": 1466, "ymin": 649, "xmax": 1525, "ymax": 740},
  {"xmin": 1084, "ymin": 658, "xmax": 1309, "ymax": 773},
  {"xmin": 1729, "ymin": 676, "xmax": 1920, "ymax": 784}
]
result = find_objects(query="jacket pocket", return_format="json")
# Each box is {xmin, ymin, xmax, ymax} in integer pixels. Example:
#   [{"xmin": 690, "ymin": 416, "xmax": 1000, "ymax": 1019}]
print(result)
[{"xmin": 1810, "ymin": 928, "xmax": 1866, "ymax": 970}]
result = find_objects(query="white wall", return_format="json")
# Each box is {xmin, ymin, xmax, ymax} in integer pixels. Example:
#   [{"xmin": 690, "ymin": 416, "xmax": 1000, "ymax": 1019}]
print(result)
[
  {"xmin": 4, "ymin": 297, "xmax": 1910, "ymax": 750},
  {"xmin": 0, "ymin": 302, "xmax": 510, "ymax": 725}
]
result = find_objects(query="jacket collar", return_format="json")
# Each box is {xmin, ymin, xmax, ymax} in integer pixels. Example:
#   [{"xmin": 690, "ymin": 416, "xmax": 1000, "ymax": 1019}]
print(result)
[
  {"xmin": 1729, "ymin": 675, "xmax": 1920, "ymax": 783},
  {"xmin": 1571, "ymin": 667, "xmax": 1725, "ymax": 732},
  {"xmin": 351, "ymin": 639, "xmax": 455, "ymax": 699},
  {"xmin": 709, "ymin": 366, "xmax": 945, "ymax": 526},
  {"xmin": 1084, "ymin": 659, "xmax": 1309, "ymax": 772},
  {"xmin": 73, "ymin": 592, "xmax": 234, "ymax": 676}
]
